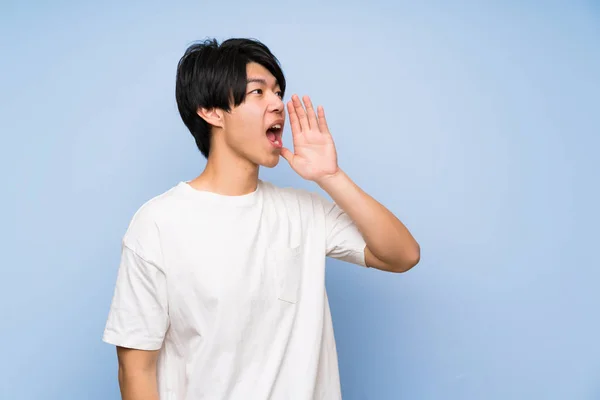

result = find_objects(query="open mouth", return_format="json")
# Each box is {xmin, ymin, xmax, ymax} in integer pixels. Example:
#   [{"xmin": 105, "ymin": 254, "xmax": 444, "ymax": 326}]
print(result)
[{"xmin": 266, "ymin": 124, "xmax": 283, "ymax": 148}]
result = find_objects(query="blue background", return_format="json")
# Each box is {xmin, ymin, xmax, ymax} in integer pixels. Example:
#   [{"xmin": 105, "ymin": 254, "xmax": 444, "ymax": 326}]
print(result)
[{"xmin": 2, "ymin": 1, "xmax": 599, "ymax": 399}]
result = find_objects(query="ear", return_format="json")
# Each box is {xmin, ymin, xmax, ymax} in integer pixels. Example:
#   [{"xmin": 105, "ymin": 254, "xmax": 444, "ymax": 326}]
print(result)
[{"xmin": 197, "ymin": 107, "xmax": 225, "ymax": 129}]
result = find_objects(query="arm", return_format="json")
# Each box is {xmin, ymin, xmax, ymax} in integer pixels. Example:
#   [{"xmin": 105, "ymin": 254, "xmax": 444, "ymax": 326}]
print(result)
[
  {"xmin": 102, "ymin": 241, "xmax": 169, "ymax": 399},
  {"xmin": 116, "ymin": 347, "xmax": 160, "ymax": 400},
  {"xmin": 281, "ymin": 94, "xmax": 420, "ymax": 273},
  {"xmin": 317, "ymin": 169, "xmax": 420, "ymax": 273}
]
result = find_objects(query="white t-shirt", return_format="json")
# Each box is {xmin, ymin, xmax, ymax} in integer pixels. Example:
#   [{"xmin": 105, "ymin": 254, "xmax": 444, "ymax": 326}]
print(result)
[{"xmin": 103, "ymin": 180, "xmax": 367, "ymax": 400}]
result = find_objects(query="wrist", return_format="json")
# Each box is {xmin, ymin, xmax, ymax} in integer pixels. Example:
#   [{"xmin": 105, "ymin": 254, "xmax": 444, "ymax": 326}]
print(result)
[{"xmin": 315, "ymin": 168, "xmax": 346, "ymax": 191}]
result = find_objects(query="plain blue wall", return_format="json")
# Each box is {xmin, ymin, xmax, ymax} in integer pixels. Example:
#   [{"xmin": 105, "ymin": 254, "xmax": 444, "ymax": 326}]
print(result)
[{"xmin": 2, "ymin": 1, "xmax": 599, "ymax": 399}]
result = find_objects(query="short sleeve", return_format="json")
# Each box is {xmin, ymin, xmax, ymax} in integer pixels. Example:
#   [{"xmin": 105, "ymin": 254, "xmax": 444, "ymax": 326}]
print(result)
[
  {"xmin": 317, "ymin": 194, "xmax": 367, "ymax": 267},
  {"xmin": 102, "ymin": 207, "xmax": 169, "ymax": 351},
  {"xmin": 103, "ymin": 245, "xmax": 169, "ymax": 350}
]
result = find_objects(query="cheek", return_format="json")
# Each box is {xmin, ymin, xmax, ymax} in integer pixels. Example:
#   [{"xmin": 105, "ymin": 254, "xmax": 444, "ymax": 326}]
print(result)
[{"xmin": 232, "ymin": 107, "xmax": 264, "ymax": 133}]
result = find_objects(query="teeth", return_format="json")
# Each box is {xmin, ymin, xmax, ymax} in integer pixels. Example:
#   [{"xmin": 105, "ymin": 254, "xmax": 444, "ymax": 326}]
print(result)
[{"xmin": 270, "ymin": 124, "xmax": 281, "ymax": 130}]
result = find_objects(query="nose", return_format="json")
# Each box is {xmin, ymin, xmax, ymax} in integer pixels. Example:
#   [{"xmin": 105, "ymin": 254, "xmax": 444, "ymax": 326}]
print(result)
[{"xmin": 268, "ymin": 91, "xmax": 284, "ymax": 113}]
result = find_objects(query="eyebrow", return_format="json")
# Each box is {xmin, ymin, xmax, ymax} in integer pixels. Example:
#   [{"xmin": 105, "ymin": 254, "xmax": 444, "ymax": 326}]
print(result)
[
  {"xmin": 247, "ymin": 78, "xmax": 268, "ymax": 85},
  {"xmin": 246, "ymin": 78, "xmax": 280, "ymax": 88}
]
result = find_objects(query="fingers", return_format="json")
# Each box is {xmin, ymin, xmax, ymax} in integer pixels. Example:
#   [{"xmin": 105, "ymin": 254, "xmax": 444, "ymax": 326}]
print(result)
[
  {"xmin": 291, "ymin": 94, "xmax": 310, "ymax": 132},
  {"xmin": 280, "ymin": 147, "xmax": 294, "ymax": 163},
  {"xmin": 288, "ymin": 94, "xmax": 328, "ymax": 135},
  {"xmin": 302, "ymin": 95, "xmax": 319, "ymax": 131},
  {"xmin": 317, "ymin": 105, "xmax": 329, "ymax": 134},
  {"xmin": 286, "ymin": 101, "xmax": 302, "ymax": 138}
]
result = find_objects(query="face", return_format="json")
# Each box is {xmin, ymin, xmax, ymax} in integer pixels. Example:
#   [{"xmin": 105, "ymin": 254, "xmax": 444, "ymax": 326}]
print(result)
[{"xmin": 218, "ymin": 62, "xmax": 286, "ymax": 168}]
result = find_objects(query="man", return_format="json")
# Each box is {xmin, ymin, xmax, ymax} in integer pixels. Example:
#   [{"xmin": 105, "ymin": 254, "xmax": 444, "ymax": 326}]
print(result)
[{"xmin": 103, "ymin": 37, "xmax": 420, "ymax": 400}]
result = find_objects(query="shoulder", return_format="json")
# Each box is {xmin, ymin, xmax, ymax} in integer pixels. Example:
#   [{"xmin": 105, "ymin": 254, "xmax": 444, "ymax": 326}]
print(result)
[
  {"xmin": 259, "ymin": 180, "xmax": 331, "ymax": 213},
  {"xmin": 122, "ymin": 184, "xmax": 182, "ymax": 257},
  {"xmin": 128, "ymin": 184, "xmax": 182, "ymax": 226}
]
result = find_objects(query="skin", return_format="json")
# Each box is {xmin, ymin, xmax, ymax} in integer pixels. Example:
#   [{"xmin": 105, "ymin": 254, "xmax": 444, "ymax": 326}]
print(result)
[
  {"xmin": 283, "ymin": 93, "xmax": 420, "ymax": 273},
  {"xmin": 116, "ymin": 347, "xmax": 159, "ymax": 400},
  {"xmin": 189, "ymin": 62, "xmax": 287, "ymax": 197},
  {"xmin": 117, "ymin": 61, "xmax": 420, "ymax": 399}
]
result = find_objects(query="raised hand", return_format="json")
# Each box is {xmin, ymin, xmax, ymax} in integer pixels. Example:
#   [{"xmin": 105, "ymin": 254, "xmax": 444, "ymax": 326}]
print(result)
[{"xmin": 281, "ymin": 94, "xmax": 339, "ymax": 183}]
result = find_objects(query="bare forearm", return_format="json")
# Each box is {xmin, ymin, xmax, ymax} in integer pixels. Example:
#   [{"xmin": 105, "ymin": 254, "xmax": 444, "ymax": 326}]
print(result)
[
  {"xmin": 118, "ymin": 368, "xmax": 159, "ymax": 400},
  {"xmin": 317, "ymin": 169, "xmax": 420, "ymax": 272}
]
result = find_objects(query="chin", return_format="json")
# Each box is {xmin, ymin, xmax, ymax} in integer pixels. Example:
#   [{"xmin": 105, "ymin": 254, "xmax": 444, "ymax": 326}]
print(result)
[{"xmin": 261, "ymin": 155, "xmax": 281, "ymax": 168}]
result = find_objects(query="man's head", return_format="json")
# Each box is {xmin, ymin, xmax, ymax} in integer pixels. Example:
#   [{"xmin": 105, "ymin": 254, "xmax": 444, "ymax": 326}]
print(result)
[{"xmin": 175, "ymin": 38, "xmax": 286, "ymax": 167}]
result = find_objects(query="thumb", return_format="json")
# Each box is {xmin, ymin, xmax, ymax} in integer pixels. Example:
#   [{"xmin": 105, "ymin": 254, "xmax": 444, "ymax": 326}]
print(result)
[{"xmin": 280, "ymin": 147, "xmax": 294, "ymax": 164}]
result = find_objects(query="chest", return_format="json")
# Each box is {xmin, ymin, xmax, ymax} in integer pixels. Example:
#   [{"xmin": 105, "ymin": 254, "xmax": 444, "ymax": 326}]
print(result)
[{"xmin": 162, "ymin": 206, "xmax": 307, "ymax": 307}]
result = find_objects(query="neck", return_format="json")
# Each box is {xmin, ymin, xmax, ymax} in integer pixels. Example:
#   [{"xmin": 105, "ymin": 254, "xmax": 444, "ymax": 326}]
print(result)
[{"xmin": 188, "ymin": 143, "xmax": 259, "ymax": 197}]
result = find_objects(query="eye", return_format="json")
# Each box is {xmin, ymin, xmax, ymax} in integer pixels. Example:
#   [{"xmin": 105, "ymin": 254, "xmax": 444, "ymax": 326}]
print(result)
[
  {"xmin": 275, "ymin": 91, "xmax": 283, "ymax": 99},
  {"xmin": 249, "ymin": 88, "xmax": 263, "ymax": 95}
]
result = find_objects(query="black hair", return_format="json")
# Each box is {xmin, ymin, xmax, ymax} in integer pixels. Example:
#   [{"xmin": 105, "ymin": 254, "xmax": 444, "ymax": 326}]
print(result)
[{"xmin": 175, "ymin": 38, "xmax": 286, "ymax": 158}]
